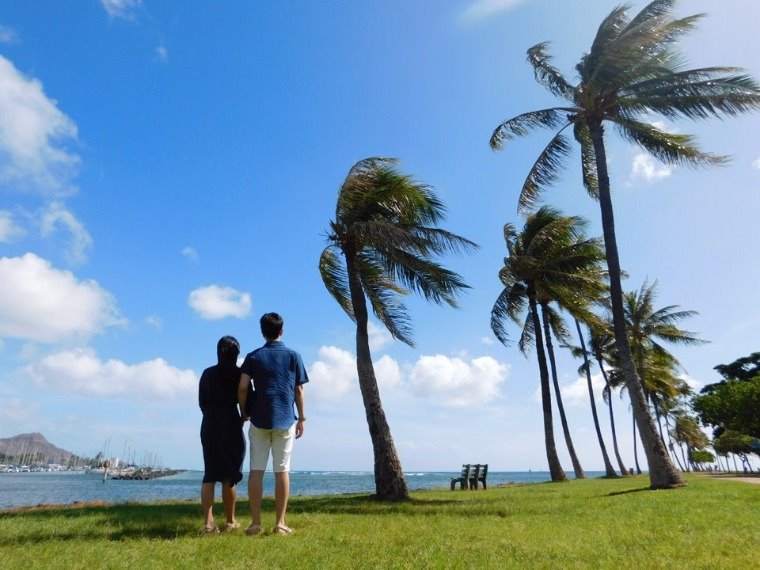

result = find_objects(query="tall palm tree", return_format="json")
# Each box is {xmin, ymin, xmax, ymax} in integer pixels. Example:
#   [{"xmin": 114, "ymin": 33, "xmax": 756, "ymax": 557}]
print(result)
[
  {"xmin": 319, "ymin": 157, "xmax": 476, "ymax": 501},
  {"xmin": 589, "ymin": 326, "xmax": 629, "ymax": 475},
  {"xmin": 573, "ymin": 319, "xmax": 618, "ymax": 477},
  {"xmin": 490, "ymin": 0, "xmax": 760, "ymax": 488},
  {"xmin": 491, "ymin": 207, "xmax": 603, "ymax": 481},
  {"xmin": 622, "ymin": 280, "xmax": 706, "ymax": 437}
]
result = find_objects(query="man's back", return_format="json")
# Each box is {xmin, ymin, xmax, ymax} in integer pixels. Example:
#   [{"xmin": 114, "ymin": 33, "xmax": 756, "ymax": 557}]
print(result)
[{"xmin": 242, "ymin": 340, "xmax": 308, "ymax": 430}]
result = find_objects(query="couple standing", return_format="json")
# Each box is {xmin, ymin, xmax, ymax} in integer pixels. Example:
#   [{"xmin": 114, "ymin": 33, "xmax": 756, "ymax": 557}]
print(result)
[{"xmin": 198, "ymin": 312, "xmax": 308, "ymax": 536}]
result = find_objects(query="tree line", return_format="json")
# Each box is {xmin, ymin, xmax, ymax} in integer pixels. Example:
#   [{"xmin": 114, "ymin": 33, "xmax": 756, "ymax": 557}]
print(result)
[{"xmin": 320, "ymin": 0, "xmax": 760, "ymax": 500}]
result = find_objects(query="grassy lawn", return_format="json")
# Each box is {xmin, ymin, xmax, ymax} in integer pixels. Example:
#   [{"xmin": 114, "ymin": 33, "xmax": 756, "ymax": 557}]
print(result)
[{"xmin": 1, "ymin": 474, "xmax": 757, "ymax": 569}]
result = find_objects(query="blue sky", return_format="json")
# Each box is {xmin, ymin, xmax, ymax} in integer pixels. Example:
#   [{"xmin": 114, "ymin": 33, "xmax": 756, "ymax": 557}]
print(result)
[{"xmin": 1, "ymin": 0, "xmax": 758, "ymax": 473}]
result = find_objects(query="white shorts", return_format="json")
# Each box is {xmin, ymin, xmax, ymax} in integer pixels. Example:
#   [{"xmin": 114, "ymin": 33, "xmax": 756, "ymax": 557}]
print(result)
[{"xmin": 248, "ymin": 424, "xmax": 295, "ymax": 473}]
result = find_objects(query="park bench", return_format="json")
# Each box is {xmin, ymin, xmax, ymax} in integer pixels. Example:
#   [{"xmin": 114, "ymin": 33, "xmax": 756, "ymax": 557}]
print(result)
[
  {"xmin": 450, "ymin": 464, "xmax": 474, "ymax": 490},
  {"xmin": 450, "ymin": 464, "xmax": 489, "ymax": 490},
  {"xmin": 471, "ymin": 463, "xmax": 488, "ymax": 490}
]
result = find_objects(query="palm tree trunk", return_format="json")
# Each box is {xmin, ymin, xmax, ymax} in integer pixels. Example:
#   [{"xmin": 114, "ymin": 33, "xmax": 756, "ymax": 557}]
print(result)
[
  {"xmin": 662, "ymin": 414, "xmax": 685, "ymax": 472},
  {"xmin": 575, "ymin": 320, "xmax": 616, "ymax": 477},
  {"xmin": 589, "ymin": 120, "xmax": 684, "ymax": 489},
  {"xmin": 599, "ymin": 364, "xmax": 628, "ymax": 475},
  {"xmin": 632, "ymin": 412, "xmax": 642, "ymax": 474},
  {"xmin": 540, "ymin": 304, "xmax": 584, "ymax": 479},
  {"xmin": 346, "ymin": 258, "xmax": 408, "ymax": 501},
  {"xmin": 528, "ymin": 293, "xmax": 567, "ymax": 482},
  {"xmin": 651, "ymin": 396, "xmax": 667, "ymax": 447}
]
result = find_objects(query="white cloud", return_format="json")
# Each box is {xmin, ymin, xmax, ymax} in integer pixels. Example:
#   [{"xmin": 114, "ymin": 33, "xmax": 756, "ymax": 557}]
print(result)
[
  {"xmin": 0, "ymin": 55, "xmax": 79, "ymax": 193},
  {"xmin": 680, "ymin": 374, "xmax": 704, "ymax": 393},
  {"xmin": 560, "ymin": 373, "xmax": 606, "ymax": 408},
  {"xmin": 460, "ymin": 0, "xmax": 526, "ymax": 25},
  {"xmin": 181, "ymin": 246, "xmax": 199, "ymax": 263},
  {"xmin": 307, "ymin": 346, "xmax": 402, "ymax": 403},
  {"xmin": 368, "ymin": 321, "xmax": 393, "ymax": 352},
  {"xmin": 155, "ymin": 45, "xmax": 168, "ymax": 63},
  {"xmin": 0, "ymin": 25, "xmax": 19, "ymax": 44},
  {"xmin": 629, "ymin": 153, "xmax": 673, "ymax": 184},
  {"xmin": 101, "ymin": 0, "xmax": 142, "ymax": 20},
  {"xmin": 308, "ymin": 346, "xmax": 357, "ymax": 400},
  {"xmin": 39, "ymin": 201, "xmax": 93, "ymax": 264},
  {"xmin": 25, "ymin": 347, "xmax": 196, "ymax": 401},
  {"xmin": 753, "ymin": 156, "xmax": 760, "ymax": 169},
  {"xmin": 408, "ymin": 354, "xmax": 508, "ymax": 407},
  {"xmin": 480, "ymin": 336, "xmax": 495, "ymax": 346},
  {"xmin": 146, "ymin": 315, "xmax": 163, "ymax": 329},
  {"xmin": 0, "ymin": 210, "xmax": 24, "ymax": 242},
  {"xmin": 188, "ymin": 285, "xmax": 251, "ymax": 320},
  {"xmin": 0, "ymin": 253, "xmax": 123, "ymax": 343}
]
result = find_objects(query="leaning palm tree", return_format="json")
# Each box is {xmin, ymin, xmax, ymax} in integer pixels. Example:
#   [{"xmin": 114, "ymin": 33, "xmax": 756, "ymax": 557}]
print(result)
[
  {"xmin": 622, "ymin": 279, "xmax": 706, "ymax": 437},
  {"xmin": 319, "ymin": 157, "xmax": 476, "ymax": 501},
  {"xmin": 491, "ymin": 207, "xmax": 603, "ymax": 481},
  {"xmin": 490, "ymin": 0, "xmax": 760, "ymax": 488}
]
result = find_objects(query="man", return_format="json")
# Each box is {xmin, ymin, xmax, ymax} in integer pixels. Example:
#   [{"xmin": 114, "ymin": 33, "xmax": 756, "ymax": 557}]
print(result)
[{"xmin": 238, "ymin": 312, "xmax": 307, "ymax": 536}]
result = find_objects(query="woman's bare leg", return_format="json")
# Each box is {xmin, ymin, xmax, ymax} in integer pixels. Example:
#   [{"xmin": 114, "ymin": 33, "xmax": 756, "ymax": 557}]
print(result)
[
  {"xmin": 201, "ymin": 482, "xmax": 215, "ymax": 528},
  {"xmin": 221, "ymin": 480, "xmax": 237, "ymax": 525}
]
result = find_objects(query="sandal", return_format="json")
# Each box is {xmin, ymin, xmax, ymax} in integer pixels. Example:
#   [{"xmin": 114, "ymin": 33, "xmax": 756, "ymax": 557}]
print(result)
[
  {"xmin": 222, "ymin": 522, "xmax": 241, "ymax": 532},
  {"xmin": 202, "ymin": 524, "xmax": 219, "ymax": 534},
  {"xmin": 245, "ymin": 524, "xmax": 261, "ymax": 536},
  {"xmin": 273, "ymin": 524, "xmax": 294, "ymax": 535}
]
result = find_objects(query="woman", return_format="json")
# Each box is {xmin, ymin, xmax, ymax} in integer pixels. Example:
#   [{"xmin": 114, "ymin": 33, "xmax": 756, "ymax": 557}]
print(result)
[{"xmin": 199, "ymin": 335, "xmax": 245, "ymax": 533}]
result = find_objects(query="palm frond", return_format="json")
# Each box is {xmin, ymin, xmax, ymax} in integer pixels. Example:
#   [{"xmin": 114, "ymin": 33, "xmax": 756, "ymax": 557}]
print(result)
[
  {"xmin": 526, "ymin": 42, "xmax": 575, "ymax": 100},
  {"xmin": 613, "ymin": 118, "xmax": 727, "ymax": 166},
  {"xmin": 573, "ymin": 122, "xmax": 599, "ymax": 199},
  {"xmin": 491, "ymin": 287, "xmax": 517, "ymax": 346},
  {"xmin": 518, "ymin": 310, "xmax": 535, "ymax": 356},
  {"xmin": 490, "ymin": 108, "xmax": 571, "ymax": 150},
  {"xmin": 356, "ymin": 252, "xmax": 414, "ymax": 346},
  {"xmin": 380, "ymin": 247, "xmax": 470, "ymax": 308},
  {"xmin": 626, "ymin": 74, "xmax": 760, "ymax": 120},
  {"xmin": 517, "ymin": 130, "xmax": 573, "ymax": 213},
  {"xmin": 318, "ymin": 247, "xmax": 354, "ymax": 320}
]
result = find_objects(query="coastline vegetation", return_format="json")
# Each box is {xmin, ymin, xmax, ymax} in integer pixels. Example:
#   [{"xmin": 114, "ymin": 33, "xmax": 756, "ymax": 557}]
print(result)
[{"xmin": 1, "ymin": 475, "xmax": 757, "ymax": 568}]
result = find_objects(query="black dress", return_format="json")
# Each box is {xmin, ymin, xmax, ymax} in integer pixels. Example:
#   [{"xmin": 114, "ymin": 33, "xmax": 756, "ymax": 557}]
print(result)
[{"xmin": 199, "ymin": 364, "xmax": 245, "ymax": 485}]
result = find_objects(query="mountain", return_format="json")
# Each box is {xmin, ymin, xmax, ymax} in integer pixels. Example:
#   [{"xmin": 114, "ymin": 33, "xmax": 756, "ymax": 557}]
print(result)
[{"xmin": 0, "ymin": 433, "xmax": 86, "ymax": 465}]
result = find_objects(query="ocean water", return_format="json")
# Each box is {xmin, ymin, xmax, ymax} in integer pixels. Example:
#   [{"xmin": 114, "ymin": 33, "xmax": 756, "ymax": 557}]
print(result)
[{"xmin": 0, "ymin": 470, "xmax": 588, "ymax": 509}]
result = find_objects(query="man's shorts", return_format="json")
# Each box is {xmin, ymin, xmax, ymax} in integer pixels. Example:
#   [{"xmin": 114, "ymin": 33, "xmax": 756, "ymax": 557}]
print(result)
[{"xmin": 248, "ymin": 424, "xmax": 295, "ymax": 473}]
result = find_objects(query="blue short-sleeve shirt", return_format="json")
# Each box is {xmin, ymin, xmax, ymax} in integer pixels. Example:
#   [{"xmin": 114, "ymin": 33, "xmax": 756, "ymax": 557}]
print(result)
[{"xmin": 240, "ymin": 340, "xmax": 309, "ymax": 430}]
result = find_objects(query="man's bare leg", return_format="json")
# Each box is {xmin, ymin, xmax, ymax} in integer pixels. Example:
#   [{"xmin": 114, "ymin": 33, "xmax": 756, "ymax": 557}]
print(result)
[
  {"xmin": 274, "ymin": 471, "xmax": 291, "ymax": 532},
  {"xmin": 247, "ymin": 470, "xmax": 264, "ymax": 533}
]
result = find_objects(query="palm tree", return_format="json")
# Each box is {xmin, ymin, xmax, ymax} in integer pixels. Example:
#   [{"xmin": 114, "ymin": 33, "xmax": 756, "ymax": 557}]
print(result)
[
  {"xmin": 573, "ymin": 318, "xmax": 618, "ymax": 477},
  {"xmin": 588, "ymin": 326, "xmax": 629, "ymax": 475},
  {"xmin": 490, "ymin": 0, "xmax": 760, "ymax": 488},
  {"xmin": 319, "ymin": 157, "xmax": 476, "ymax": 501},
  {"xmin": 622, "ymin": 280, "xmax": 706, "ymax": 438},
  {"xmin": 491, "ymin": 207, "xmax": 604, "ymax": 481}
]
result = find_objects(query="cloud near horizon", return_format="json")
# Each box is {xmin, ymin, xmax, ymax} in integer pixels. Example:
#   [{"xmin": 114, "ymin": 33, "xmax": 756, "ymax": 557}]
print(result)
[
  {"xmin": 0, "ymin": 253, "xmax": 124, "ymax": 343},
  {"xmin": 308, "ymin": 347, "xmax": 507, "ymax": 407},
  {"xmin": 460, "ymin": 0, "xmax": 526, "ymax": 25},
  {"xmin": 188, "ymin": 285, "xmax": 252, "ymax": 320},
  {"xmin": 25, "ymin": 347, "xmax": 196, "ymax": 401}
]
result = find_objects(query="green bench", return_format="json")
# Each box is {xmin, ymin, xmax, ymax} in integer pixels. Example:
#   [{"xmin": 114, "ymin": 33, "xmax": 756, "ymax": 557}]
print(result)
[{"xmin": 450, "ymin": 463, "xmax": 488, "ymax": 490}]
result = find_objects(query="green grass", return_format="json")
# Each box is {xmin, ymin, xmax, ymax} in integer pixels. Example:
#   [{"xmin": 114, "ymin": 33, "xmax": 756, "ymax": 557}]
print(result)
[{"xmin": 1, "ymin": 475, "xmax": 758, "ymax": 569}]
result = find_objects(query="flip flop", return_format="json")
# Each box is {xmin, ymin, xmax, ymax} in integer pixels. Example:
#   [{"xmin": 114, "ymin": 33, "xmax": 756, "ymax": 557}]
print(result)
[
  {"xmin": 245, "ymin": 524, "xmax": 261, "ymax": 536},
  {"xmin": 202, "ymin": 524, "xmax": 219, "ymax": 535},
  {"xmin": 222, "ymin": 522, "xmax": 241, "ymax": 532},
  {"xmin": 273, "ymin": 524, "xmax": 294, "ymax": 535}
]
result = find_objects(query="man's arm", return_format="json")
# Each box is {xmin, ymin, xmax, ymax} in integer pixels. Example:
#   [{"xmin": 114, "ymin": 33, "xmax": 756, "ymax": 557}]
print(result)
[
  {"xmin": 238, "ymin": 373, "xmax": 252, "ymax": 422},
  {"xmin": 294, "ymin": 384, "xmax": 305, "ymax": 439}
]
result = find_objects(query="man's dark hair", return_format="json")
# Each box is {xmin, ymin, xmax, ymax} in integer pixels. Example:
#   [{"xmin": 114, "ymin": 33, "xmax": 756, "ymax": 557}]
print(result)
[
  {"xmin": 217, "ymin": 335, "xmax": 240, "ymax": 368},
  {"xmin": 260, "ymin": 312, "xmax": 284, "ymax": 340}
]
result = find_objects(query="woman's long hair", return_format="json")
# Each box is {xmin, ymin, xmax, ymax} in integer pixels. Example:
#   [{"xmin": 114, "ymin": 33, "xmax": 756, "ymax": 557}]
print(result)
[{"xmin": 217, "ymin": 336, "xmax": 240, "ymax": 370}]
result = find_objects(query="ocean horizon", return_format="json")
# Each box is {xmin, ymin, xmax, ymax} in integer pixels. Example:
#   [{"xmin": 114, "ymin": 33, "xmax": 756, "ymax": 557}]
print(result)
[{"xmin": 0, "ymin": 470, "xmax": 605, "ymax": 510}]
